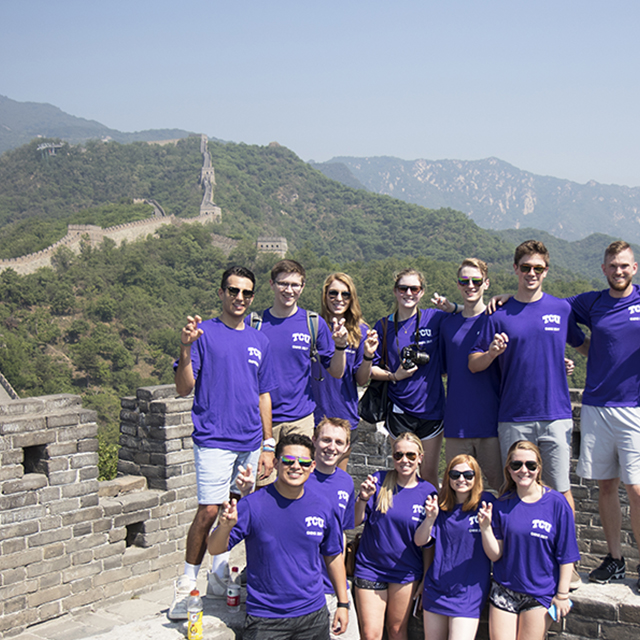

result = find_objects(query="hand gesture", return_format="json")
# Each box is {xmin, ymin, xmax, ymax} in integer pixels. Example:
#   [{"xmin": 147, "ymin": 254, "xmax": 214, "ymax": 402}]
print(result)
[
  {"xmin": 235, "ymin": 464, "xmax": 256, "ymax": 497},
  {"xmin": 424, "ymin": 494, "xmax": 439, "ymax": 525},
  {"xmin": 359, "ymin": 474, "xmax": 377, "ymax": 502},
  {"xmin": 486, "ymin": 294, "xmax": 512, "ymax": 315},
  {"xmin": 332, "ymin": 317, "xmax": 348, "ymax": 349},
  {"xmin": 219, "ymin": 499, "xmax": 238, "ymax": 528},
  {"xmin": 489, "ymin": 332, "xmax": 509, "ymax": 358},
  {"xmin": 431, "ymin": 292, "xmax": 456, "ymax": 313},
  {"xmin": 363, "ymin": 329, "xmax": 379, "ymax": 359},
  {"xmin": 393, "ymin": 362, "xmax": 417, "ymax": 381},
  {"xmin": 478, "ymin": 500, "xmax": 493, "ymax": 531},
  {"xmin": 181, "ymin": 315, "xmax": 203, "ymax": 346},
  {"xmin": 564, "ymin": 357, "xmax": 575, "ymax": 377}
]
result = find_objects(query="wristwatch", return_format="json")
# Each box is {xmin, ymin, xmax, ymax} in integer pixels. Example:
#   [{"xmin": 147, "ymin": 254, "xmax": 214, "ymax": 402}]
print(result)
[{"xmin": 337, "ymin": 602, "xmax": 350, "ymax": 609}]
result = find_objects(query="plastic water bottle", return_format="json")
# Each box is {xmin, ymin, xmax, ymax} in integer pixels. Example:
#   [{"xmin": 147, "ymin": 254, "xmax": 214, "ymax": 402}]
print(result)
[
  {"xmin": 226, "ymin": 566, "xmax": 241, "ymax": 609},
  {"xmin": 187, "ymin": 589, "xmax": 203, "ymax": 640}
]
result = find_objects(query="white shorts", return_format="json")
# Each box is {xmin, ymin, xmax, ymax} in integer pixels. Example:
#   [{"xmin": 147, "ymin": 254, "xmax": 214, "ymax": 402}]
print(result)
[
  {"xmin": 194, "ymin": 444, "xmax": 261, "ymax": 505},
  {"xmin": 577, "ymin": 405, "xmax": 640, "ymax": 485}
]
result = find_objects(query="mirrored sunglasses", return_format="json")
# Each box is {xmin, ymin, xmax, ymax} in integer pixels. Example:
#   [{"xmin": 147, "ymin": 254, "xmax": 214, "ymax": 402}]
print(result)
[
  {"xmin": 457, "ymin": 277, "xmax": 484, "ymax": 287},
  {"xmin": 280, "ymin": 454, "xmax": 313, "ymax": 468}
]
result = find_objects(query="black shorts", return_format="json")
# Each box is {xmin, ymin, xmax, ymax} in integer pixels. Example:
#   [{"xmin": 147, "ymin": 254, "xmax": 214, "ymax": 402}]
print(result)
[
  {"xmin": 244, "ymin": 605, "xmax": 330, "ymax": 640},
  {"xmin": 489, "ymin": 581, "xmax": 543, "ymax": 614},
  {"xmin": 354, "ymin": 577, "xmax": 389, "ymax": 591},
  {"xmin": 386, "ymin": 409, "xmax": 443, "ymax": 441}
]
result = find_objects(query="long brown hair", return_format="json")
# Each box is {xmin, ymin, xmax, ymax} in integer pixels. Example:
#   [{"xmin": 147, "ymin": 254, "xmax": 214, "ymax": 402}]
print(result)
[
  {"xmin": 376, "ymin": 433, "xmax": 423, "ymax": 514},
  {"xmin": 439, "ymin": 454, "xmax": 484, "ymax": 512},
  {"xmin": 500, "ymin": 440, "xmax": 545, "ymax": 497},
  {"xmin": 392, "ymin": 268, "xmax": 426, "ymax": 313},
  {"xmin": 320, "ymin": 272, "xmax": 365, "ymax": 348}
]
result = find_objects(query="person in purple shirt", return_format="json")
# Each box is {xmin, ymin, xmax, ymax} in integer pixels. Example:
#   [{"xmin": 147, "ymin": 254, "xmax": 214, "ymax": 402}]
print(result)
[
  {"xmin": 208, "ymin": 433, "xmax": 350, "ymax": 639},
  {"xmin": 568, "ymin": 241, "xmax": 640, "ymax": 587},
  {"xmin": 354, "ymin": 432, "xmax": 437, "ymax": 640},
  {"xmin": 370, "ymin": 269, "xmax": 446, "ymax": 487},
  {"xmin": 311, "ymin": 273, "xmax": 378, "ymax": 471},
  {"xmin": 414, "ymin": 454, "xmax": 495, "ymax": 640},
  {"xmin": 479, "ymin": 440, "xmax": 579, "ymax": 640},
  {"xmin": 469, "ymin": 240, "xmax": 588, "ymax": 512},
  {"xmin": 438, "ymin": 258, "xmax": 502, "ymax": 491},
  {"xmin": 169, "ymin": 266, "xmax": 277, "ymax": 619},
  {"xmin": 250, "ymin": 260, "xmax": 348, "ymax": 485}
]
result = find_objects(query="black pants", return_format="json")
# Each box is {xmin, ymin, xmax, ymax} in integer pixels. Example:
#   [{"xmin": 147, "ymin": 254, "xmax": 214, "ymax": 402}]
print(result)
[{"xmin": 243, "ymin": 605, "xmax": 330, "ymax": 640}]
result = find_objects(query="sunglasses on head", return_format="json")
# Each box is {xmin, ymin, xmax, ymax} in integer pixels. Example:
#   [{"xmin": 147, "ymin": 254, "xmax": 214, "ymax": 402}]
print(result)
[
  {"xmin": 393, "ymin": 451, "xmax": 418, "ymax": 461},
  {"xmin": 448, "ymin": 469, "xmax": 475, "ymax": 480},
  {"xmin": 518, "ymin": 264, "xmax": 546, "ymax": 275},
  {"xmin": 280, "ymin": 454, "xmax": 313, "ymax": 468},
  {"xmin": 226, "ymin": 285, "xmax": 254, "ymax": 300},
  {"xmin": 458, "ymin": 277, "xmax": 484, "ymax": 287},
  {"xmin": 509, "ymin": 460, "xmax": 539, "ymax": 471},
  {"xmin": 327, "ymin": 289, "xmax": 351, "ymax": 300},
  {"xmin": 396, "ymin": 285, "xmax": 422, "ymax": 294}
]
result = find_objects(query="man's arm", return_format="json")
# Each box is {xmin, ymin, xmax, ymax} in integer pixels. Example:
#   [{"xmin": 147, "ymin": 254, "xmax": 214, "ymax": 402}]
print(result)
[
  {"xmin": 175, "ymin": 315, "xmax": 203, "ymax": 396},
  {"xmin": 257, "ymin": 392, "xmax": 274, "ymax": 480},
  {"xmin": 324, "ymin": 554, "xmax": 349, "ymax": 635},
  {"xmin": 574, "ymin": 335, "xmax": 590, "ymax": 358},
  {"xmin": 468, "ymin": 333, "xmax": 509, "ymax": 373}
]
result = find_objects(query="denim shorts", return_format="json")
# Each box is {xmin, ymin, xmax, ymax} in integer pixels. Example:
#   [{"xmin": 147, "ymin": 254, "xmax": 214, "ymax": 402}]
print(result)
[{"xmin": 194, "ymin": 444, "xmax": 260, "ymax": 505}]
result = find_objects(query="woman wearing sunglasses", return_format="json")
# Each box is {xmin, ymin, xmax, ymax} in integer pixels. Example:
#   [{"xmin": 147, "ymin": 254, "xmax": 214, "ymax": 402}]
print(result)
[
  {"xmin": 354, "ymin": 433, "xmax": 437, "ymax": 640},
  {"xmin": 478, "ymin": 441, "xmax": 579, "ymax": 640},
  {"xmin": 414, "ymin": 454, "xmax": 495, "ymax": 640},
  {"xmin": 311, "ymin": 272, "xmax": 379, "ymax": 470},
  {"xmin": 370, "ymin": 269, "xmax": 446, "ymax": 487}
]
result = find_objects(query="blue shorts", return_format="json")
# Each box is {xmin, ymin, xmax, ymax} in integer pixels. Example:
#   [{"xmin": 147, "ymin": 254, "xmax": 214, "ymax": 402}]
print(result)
[{"xmin": 194, "ymin": 444, "xmax": 260, "ymax": 505}]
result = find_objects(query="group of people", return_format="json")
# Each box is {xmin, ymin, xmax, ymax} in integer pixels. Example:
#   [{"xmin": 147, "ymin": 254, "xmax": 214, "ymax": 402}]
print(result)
[{"xmin": 168, "ymin": 239, "xmax": 640, "ymax": 640}]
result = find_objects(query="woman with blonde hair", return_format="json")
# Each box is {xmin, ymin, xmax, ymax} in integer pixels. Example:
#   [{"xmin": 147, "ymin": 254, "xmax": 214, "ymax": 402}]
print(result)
[
  {"xmin": 311, "ymin": 272, "xmax": 378, "ymax": 470},
  {"xmin": 354, "ymin": 433, "xmax": 437, "ymax": 640},
  {"xmin": 370, "ymin": 268, "xmax": 446, "ymax": 486},
  {"xmin": 414, "ymin": 454, "xmax": 495, "ymax": 640},
  {"xmin": 478, "ymin": 441, "xmax": 579, "ymax": 640}
]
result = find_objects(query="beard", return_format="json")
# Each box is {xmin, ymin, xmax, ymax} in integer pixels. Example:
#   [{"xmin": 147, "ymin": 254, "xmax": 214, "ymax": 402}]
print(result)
[{"xmin": 607, "ymin": 272, "xmax": 633, "ymax": 291}]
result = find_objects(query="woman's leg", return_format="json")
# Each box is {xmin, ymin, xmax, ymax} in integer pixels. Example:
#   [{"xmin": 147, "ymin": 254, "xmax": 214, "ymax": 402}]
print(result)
[
  {"xmin": 354, "ymin": 586, "xmax": 387, "ymax": 640},
  {"xmin": 489, "ymin": 604, "xmax": 518, "ymax": 640},
  {"xmin": 423, "ymin": 611, "xmax": 449, "ymax": 640},
  {"xmin": 449, "ymin": 616, "xmax": 480, "ymax": 640},
  {"xmin": 420, "ymin": 432, "xmax": 444, "ymax": 487},
  {"xmin": 385, "ymin": 582, "xmax": 416, "ymax": 640},
  {"xmin": 516, "ymin": 607, "xmax": 549, "ymax": 640}
]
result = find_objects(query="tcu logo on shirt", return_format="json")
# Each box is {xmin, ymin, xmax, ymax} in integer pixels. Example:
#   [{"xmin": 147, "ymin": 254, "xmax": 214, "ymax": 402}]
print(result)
[
  {"xmin": 542, "ymin": 314, "xmax": 561, "ymax": 325},
  {"xmin": 247, "ymin": 347, "xmax": 262, "ymax": 360},
  {"xmin": 468, "ymin": 514, "xmax": 479, "ymax": 527},
  {"xmin": 412, "ymin": 504, "xmax": 426, "ymax": 521},
  {"xmin": 292, "ymin": 333, "xmax": 311, "ymax": 344},
  {"xmin": 629, "ymin": 305, "xmax": 640, "ymax": 315},
  {"xmin": 418, "ymin": 328, "xmax": 432, "ymax": 338},
  {"xmin": 532, "ymin": 519, "xmax": 552, "ymax": 533},
  {"xmin": 337, "ymin": 490, "xmax": 350, "ymax": 503}
]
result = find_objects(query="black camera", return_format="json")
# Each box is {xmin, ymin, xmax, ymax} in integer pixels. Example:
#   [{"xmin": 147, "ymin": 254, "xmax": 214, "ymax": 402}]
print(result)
[{"xmin": 400, "ymin": 345, "xmax": 430, "ymax": 369}]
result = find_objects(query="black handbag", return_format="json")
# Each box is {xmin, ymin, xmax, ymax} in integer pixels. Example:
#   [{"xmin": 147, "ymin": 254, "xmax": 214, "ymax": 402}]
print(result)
[{"xmin": 358, "ymin": 318, "xmax": 389, "ymax": 423}]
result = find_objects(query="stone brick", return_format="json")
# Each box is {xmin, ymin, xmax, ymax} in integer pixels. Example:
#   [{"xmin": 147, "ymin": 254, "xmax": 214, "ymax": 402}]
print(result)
[
  {"xmin": 11, "ymin": 430, "xmax": 55, "ymax": 448},
  {"xmin": 47, "ymin": 442, "xmax": 78, "ymax": 456},
  {"xmin": 620, "ymin": 602, "xmax": 640, "ymax": 624},
  {"xmin": 0, "ymin": 608, "xmax": 38, "ymax": 633},
  {"xmin": 0, "ymin": 548, "xmax": 42, "ymax": 571},
  {"xmin": 118, "ymin": 491, "xmax": 160, "ymax": 512},
  {"xmin": 94, "ymin": 540, "xmax": 126, "ymax": 559},
  {"xmin": 114, "ymin": 510, "xmax": 151, "ymax": 528},
  {"xmin": 39, "ymin": 571, "xmax": 61, "ymax": 589},
  {"xmin": 48, "ymin": 469, "xmax": 78, "ymax": 486},
  {"xmin": 93, "ymin": 566, "xmax": 132, "ymax": 587},
  {"xmin": 2, "ymin": 537, "xmax": 25, "ymax": 555},
  {"xmin": 61, "ymin": 586, "xmax": 103, "ymax": 612},
  {"xmin": 92, "ymin": 518, "xmax": 113, "ymax": 533},
  {"xmin": 28, "ymin": 584, "xmax": 72, "ymax": 608},
  {"xmin": 2, "ymin": 473, "xmax": 48, "ymax": 493},
  {"xmin": 78, "ymin": 438, "xmax": 99, "ymax": 452},
  {"xmin": 56, "ymin": 423, "xmax": 97, "ymax": 441},
  {"xmin": 0, "ymin": 519, "xmax": 39, "ymax": 542},
  {"xmin": 2, "ymin": 566, "xmax": 26, "ymax": 585},
  {"xmin": 109, "ymin": 527, "xmax": 127, "ymax": 543},
  {"xmin": 1, "ymin": 504, "xmax": 46, "ymax": 525},
  {"xmin": 64, "ymin": 533, "xmax": 108, "ymax": 553},
  {"xmin": 0, "ymin": 491, "xmax": 37, "ymax": 510},
  {"xmin": 61, "ymin": 506, "xmax": 103, "ymax": 526},
  {"xmin": 146, "ymin": 424, "xmax": 193, "ymax": 440},
  {"xmin": 79, "ymin": 466, "xmax": 99, "ymax": 481},
  {"xmin": 602, "ymin": 623, "xmax": 640, "ymax": 640},
  {"xmin": 28, "ymin": 527, "xmax": 73, "ymax": 548},
  {"xmin": 0, "ymin": 416, "xmax": 47, "ymax": 435},
  {"xmin": 42, "ymin": 542, "xmax": 66, "ymax": 561},
  {"xmin": 80, "ymin": 493, "xmax": 100, "ymax": 508},
  {"xmin": 70, "ymin": 452, "xmax": 99, "ymax": 469},
  {"xmin": 102, "ymin": 581, "xmax": 124, "ymax": 599},
  {"xmin": 38, "ymin": 600, "xmax": 62, "ymax": 621},
  {"xmin": 61, "ymin": 479, "xmax": 98, "ymax": 498},
  {"xmin": 46, "ymin": 457, "xmax": 70, "ymax": 472},
  {"xmin": 71, "ymin": 549, "xmax": 94, "ymax": 565},
  {"xmin": 39, "ymin": 515, "xmax": 63, "ymax": 531},
  {"xmin": 0, "ymin": 578, "xmax": 38, "ymax": 602},
  {"xmin": 137, "ymin": 384, "xmax": 176, "ymax": 401},
  {"xmin": 103, "ymin": 554, "xmax": 124, "ymax": 571},
  {"xmin": 572, "ymin": 597, "xmax": 618, "ymax": 621},
  {"xmin": 122, "ymin": 545, "xmax": 159, "ymax": 565},
  {"xmin": 46, "ymin": 411, "xmax": 80, "ymax": 428},
  {"xmin": 72, "ymin": 522, "xmax": 92, "ymax": 537},
  {"xmin": 62, "ymin": 560, "xmax": 102, "ymax": 583},
  {"xmin": 117, "ymin": 459, "xmax": 140, "ymax": 476},
  {"xmin": 0, "ymin": 463, "xmax": 22, "ymax": 481},
  {"xmin": 1, "ymin": 450, "xmax": 25, "ymax": 465},
  {"xmin": 122, "ymin": 571, "xmax": 159, "ymax": 593}
]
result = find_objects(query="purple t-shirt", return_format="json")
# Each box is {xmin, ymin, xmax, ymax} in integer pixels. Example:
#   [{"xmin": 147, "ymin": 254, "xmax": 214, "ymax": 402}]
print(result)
[
  {"xmin": 373, "ymin": 311, "xmax": 445, "ymax": 420},
  {"xmin": 422, "ymin": 492, "xmax": 495, "ymax": 618},
  {"xmin": 248, "ymin": 308, "xmax": 335, "ymax": 422},
  {"xmin": 228, "ymin": 483, "xmax": 343, "ymax": 618},
  {"xmin": 471, "ymin": 294, "xmax": 585, "ymax": 422},
  {"xmin": 176, "ymin": 318, "xmax": 277, "ymax": 451},
  {"xmin": 492, "ymin": 489, "xmax": 580, "ymax": 608},
  {"xmin": 355, "ymin": 471, "xmax": 437, "ymax": 583},
  {"xmin": 311, "ymin": 323, "xmax": 367, "ymax": 429},
  {"xmin": 307, "ymin": 468, "xmax": 356, "ymax": 594},
  {"xmin": 568, "ymin": 286, "xmax": 640, "ymax": 407},
  {"xmin": 441, "ymin": 313, "xmax": 499, "ymax": 438}
]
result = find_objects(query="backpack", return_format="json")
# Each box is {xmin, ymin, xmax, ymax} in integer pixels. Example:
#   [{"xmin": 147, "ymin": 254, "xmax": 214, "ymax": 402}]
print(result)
[{"xmin": 249, "ymin": 310, "xmax": 320, "ymax": 363}]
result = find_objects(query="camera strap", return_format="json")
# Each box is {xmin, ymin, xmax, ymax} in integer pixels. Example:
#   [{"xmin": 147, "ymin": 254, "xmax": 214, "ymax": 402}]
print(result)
[{"xmin": 393, "ymin": 308, "xmax": 421, "ymax": 357}]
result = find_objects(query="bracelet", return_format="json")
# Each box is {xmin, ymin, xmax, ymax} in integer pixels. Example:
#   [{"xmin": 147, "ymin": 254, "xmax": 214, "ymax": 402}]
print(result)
[
  {"xmin": 337, "ymin": 602, "xmax": 350, "ymax": 610},
  {"xmin": 555, "ymin": 595, "xmax": 569, "ymax": 601},
  {"xmin": 389, "ymin": 373, "xmax": 396, "ymax": 383},
  {"xmin": 262, "ymin": 445, "xmax": 275, "ymax": 453},
  {"xmin": 335, "ymin": 345, "xmax": 347, "ymax": 351},
  {"xmin": 362, "ymin": 354, "xmax": 374, "ymax": 361},
  {"xmin": 356, "ymin": 493, "xmax": 367, "ymax": 502}
]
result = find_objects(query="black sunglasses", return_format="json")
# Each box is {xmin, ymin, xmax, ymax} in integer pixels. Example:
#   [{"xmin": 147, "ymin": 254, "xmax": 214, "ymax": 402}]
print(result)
[
  {"xmin": 509, "ymin": 460, "xmax": 539, "ymax": 471},
  {"xmin": 226, "ymin": 285, "xmax": 255, "ymax": 300},
  {"xmin": 280, "ymin": 455, "xmax": 313, "ymax": 468},
  {"xmin": 327, "ymin": 289, "xmax": 351, "ymax": 300},
  {"xmin": 393, "ymin": 451, "xmax": 418, "ymax": 461},
  {"xmin": 458, "ymin": 277, "xmax": 484, "ymax": 287},
  {"xmin": 448, "ymin": 470, "xmax": 475, "ymax": 481},
  {"xmin": 518, "ymin": 264, "xmax": 546, "ymax": 275},
  {"xmin": 396, "ymin": 285, "xmax": 422, "ymax": 294}
]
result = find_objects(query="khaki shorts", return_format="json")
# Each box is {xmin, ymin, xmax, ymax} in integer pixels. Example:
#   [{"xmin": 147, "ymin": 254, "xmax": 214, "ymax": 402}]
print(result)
[
  {"xmin": 577, "ymin": 405, "xmax": 640, "ymax": 485},
  {"xmin": 445, "ymin": 437, "xmax": 503, "ymax": 492}
]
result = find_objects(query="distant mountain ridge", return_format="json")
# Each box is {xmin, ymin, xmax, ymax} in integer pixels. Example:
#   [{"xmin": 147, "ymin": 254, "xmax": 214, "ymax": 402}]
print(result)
[
  {"xmin": 317, "ymin": 155, "xmax": 640, "ymax": 244},
  {"xmin": 0, "ymin": 95, "xmax": 203, "ymax": 154}
]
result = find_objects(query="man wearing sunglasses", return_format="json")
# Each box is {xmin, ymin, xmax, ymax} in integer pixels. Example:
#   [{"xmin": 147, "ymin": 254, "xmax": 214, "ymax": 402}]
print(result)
[
  {"xmin": 469, "ymin": 241, "xmax": 588, "ymax": 512},
  {"xmin": 208, "ymin": 433, "xmax": 350, "ymax": 639},
  {"xmin": 439, "ymin": 258, "xmax": 502, "ymax": 491},
  {"xmin": 170, "ymin": 266, "xmax": 277, "ymax": 619}
]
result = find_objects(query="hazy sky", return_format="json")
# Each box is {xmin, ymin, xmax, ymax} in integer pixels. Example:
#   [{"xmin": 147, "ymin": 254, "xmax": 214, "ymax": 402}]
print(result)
[{"xmin": 2, "ymin": 1, "xmax": 639, "ymax": 186}]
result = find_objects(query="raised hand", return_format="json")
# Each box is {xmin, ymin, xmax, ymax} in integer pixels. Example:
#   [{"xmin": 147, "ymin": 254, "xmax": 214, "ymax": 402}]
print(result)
[
  {"xmin": 359, "ymin": 474, "xmax": 378, "ymax": 502},
  {"xmin": 477, "ymin": 500, "xmax": 493, "ymax": 531},
  {"xmin": 235, "ymin": 464, "xmax": 255, "ymax": 497},
  {"xmin": 219, "ymin": 499, "xmax": 238, "ymax": 528},
  {"xmin": 181, "ymin": 315, "xmax": 203, "ymax": 345},
  {"xmin": 489, "ymin": 332, "xmax": 509, "ymax": 358},
  {"xmin": 332, "ymin": 317, "xmax": 348, "ymax": 348},
  {"xmin": 363, "ymin": 329, "xmax": 379, "ymax": 358},
  {"xmin": 424, "ymin": 494, "xmax": 439, "ymax": 525},
  {"xmin": 431, "ymin": 292, "xmax": 456, "ymax": 313}
]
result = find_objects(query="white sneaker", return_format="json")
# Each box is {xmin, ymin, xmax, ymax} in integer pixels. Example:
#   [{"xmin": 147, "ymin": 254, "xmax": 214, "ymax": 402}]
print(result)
[
  {"xmin": 168, "ymin": 575, "xmax": 196, "ymax": 620},
  {"xmin": 206, "ymin": 567, "xmax": 229, "ymax": 599}
]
